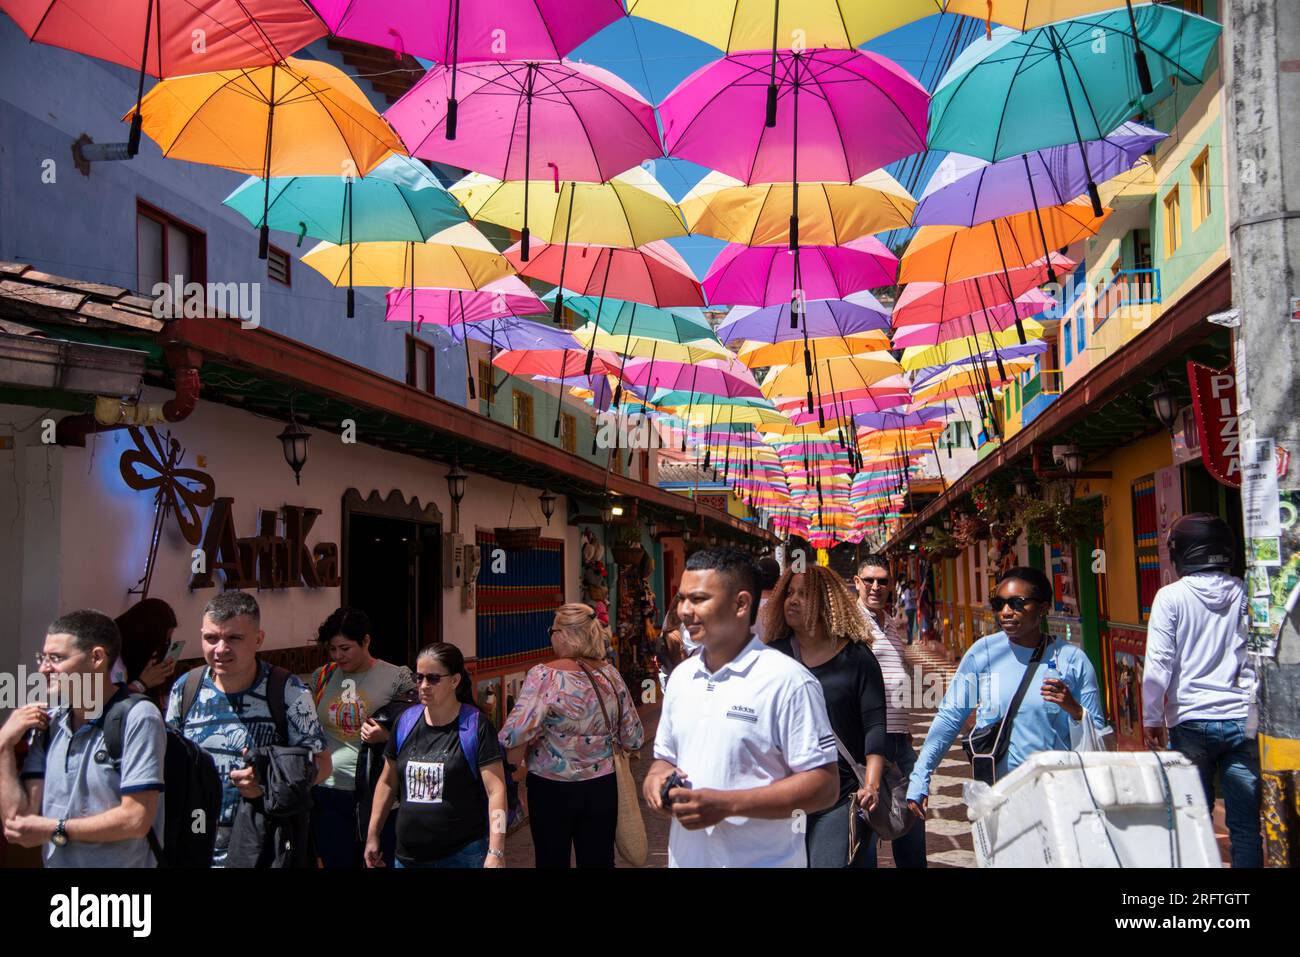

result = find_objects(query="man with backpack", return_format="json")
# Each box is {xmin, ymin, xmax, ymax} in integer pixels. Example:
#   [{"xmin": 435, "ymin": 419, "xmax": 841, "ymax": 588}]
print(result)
[
  {"xmin": 0, "ymin": 610, "xmax": 166, "ymax": 867},
  {"xmin": 166, "ymin": 591, "xmax": 329, "ymax": 867}
]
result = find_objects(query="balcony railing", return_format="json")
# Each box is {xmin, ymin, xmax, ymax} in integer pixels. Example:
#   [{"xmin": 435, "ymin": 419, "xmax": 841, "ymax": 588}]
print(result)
[
  {"xmin": 1093, "ymin": 268, "xmax": 1162, "ymax": 331},
  {"xmin": 1022, "ymin": 368, "xmax": 1063, "ymax": 404}
]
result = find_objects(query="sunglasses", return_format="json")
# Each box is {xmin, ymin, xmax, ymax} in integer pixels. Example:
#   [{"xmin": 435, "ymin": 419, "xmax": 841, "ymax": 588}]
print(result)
[
  {"xmin": 990, "ymin": 596, "xmax": 1034, "ymax": 613},
  {"xmin": 856, "ymin": 575, "xmax": 890, "ymax": 587},
  {"xmin": 413, "ymin": 672, "xmax": 451, "ymax": 685}
]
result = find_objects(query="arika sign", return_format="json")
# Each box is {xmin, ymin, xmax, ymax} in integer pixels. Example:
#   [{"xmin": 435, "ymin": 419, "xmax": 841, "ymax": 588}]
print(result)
[
  {"xmin": 1186, "ymin": 361, "xmax": 1241, "ymax": 488},
  {"xmin": 189, "ymin": 498, "xmax": 341, "ymax": 590}
]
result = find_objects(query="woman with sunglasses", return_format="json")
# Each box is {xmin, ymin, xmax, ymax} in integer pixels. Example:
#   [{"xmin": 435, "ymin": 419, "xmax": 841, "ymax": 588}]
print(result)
[
  {"xmin": 364, "ymin": 643, "xmax": 507, "ymax": 868},
  {"xmin": 499, "ymin": 603, "xmax": 644, "ymax": 868},
  {"xmin": 905, "ymin": 567, "xmax": 1107, "ymax": 819}
]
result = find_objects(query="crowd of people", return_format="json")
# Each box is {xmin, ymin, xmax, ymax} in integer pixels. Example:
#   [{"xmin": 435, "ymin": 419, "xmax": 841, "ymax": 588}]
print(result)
[{"xmin": 0, "ymin": 512, "xmax": 1263, "ymax": 867}]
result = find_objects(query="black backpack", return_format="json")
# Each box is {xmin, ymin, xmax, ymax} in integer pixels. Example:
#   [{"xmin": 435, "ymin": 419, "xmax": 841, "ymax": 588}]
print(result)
[{"xmin": 102, "ymin": 665, "xmax": 292, "ymax": 867}]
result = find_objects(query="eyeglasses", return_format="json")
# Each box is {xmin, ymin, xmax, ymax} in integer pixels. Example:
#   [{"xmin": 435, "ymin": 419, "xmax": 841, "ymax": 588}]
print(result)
[
  {"xmin": 412, "ymin": 672, "xmax": 451, "ymax": 685},
  {"xmin": 990, "ymin": 596, "xmax": 1033, "ymax": 613},
  {"xmin": 34, "ymin": 651, "xmax": 78, "ymax": 667},
  {"xmin": 855, "ymin": 575, "xmax": 890, "ymax": 587}
]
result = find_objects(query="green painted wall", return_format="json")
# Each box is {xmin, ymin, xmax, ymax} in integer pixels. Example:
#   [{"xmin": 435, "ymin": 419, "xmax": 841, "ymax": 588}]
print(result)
[{"xmin": 1151, "ymin": 113, "xmax": 1227, "ymax": 299}]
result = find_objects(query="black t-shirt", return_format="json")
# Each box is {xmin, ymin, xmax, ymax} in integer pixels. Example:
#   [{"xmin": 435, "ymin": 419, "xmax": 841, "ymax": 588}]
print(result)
[
  {"xmin": 770, "ymin": 637, "xmax": 887, "ymax": 801},
  {"xmin": 384, "ymin": 708, "xmax": 502, "ymax": 863}
]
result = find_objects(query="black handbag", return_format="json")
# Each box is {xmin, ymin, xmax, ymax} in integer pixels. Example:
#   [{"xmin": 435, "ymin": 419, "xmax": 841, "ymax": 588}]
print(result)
[{"xmin": 959, "ymin": 635, "xmax": 1047, "ymax": 785}]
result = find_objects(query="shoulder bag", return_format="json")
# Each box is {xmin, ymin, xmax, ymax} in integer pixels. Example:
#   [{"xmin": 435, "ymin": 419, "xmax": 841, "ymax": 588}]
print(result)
[
  {"xmin": 575, "ymin": 660, "xmax": 648, "ymax": 867},
  {"xmin": 959, "ymin": 635, "xmax": 1047, "ymax": 785}
]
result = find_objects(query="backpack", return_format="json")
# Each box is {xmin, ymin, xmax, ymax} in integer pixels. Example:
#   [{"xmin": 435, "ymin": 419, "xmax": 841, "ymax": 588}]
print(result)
[
  {"xmin": 394, "ymin": 703, "xmax": 490, "ymax": 782},
  {"xmin": 102, "ymin": 664, "xmax": 293, "ymax": 867}
]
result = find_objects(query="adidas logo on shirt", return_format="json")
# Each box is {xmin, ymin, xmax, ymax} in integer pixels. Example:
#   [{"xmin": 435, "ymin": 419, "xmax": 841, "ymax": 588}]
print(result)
[{"xmin": 726, "ymin": 705, "xmax": 758, "ymax": 723}]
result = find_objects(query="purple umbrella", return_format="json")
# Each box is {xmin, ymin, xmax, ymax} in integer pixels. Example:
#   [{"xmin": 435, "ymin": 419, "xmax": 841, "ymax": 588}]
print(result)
[
  {"xmin": 704, "ymin": 238, "xmax": 897, "ymax": 308},
  {"xmin": 387, "ymin": 60, "xmax": 662, "ymax": 259},
  {"xmin": 717, "ymin": 295, "xmax": 891, "ymax": 345},
  {"xmin": 851, "ymin": 407, "xmax": 952, "ymax": 430},
  {"xmin": 312, "ymin": 0, "xmax": 622, "ymax": 138},
  {"xmin": 914, "ymin": 122, "xmax": 1166, "ymax": 227}
]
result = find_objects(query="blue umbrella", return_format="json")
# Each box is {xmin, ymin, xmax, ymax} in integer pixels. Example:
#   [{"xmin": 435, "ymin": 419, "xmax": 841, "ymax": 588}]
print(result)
[
  {"xmin": 927, "ymin": 6, "xmax": 1220, "ymax": 213},
  {"xmin": 224, "ymin": 154, "xmax": 467, "ymax": 316}
]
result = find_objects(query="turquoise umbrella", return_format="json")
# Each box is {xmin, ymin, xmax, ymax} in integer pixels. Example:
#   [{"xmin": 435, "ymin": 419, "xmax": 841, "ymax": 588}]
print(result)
[
  {"xmin": 927, "ymin": 6, "xmax": 1220, "ymax": 214},
  {"xmin": 224, "ymin": 154, "xmax": 467, "ymax": 316}
]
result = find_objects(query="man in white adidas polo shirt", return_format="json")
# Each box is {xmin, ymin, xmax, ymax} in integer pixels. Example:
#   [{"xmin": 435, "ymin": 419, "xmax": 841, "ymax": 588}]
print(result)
[{"xmin": 644, "ymin": 548, "xmax": 839, "ymax": 867}]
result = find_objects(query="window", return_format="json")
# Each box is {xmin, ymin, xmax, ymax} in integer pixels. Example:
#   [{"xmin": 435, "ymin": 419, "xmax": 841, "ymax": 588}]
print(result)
[
  {"xmin": 406, "ymin": 336, "xmax": 434, "ymax": 393},
  {"xmin": 560, "ymin": 413, "xmax": 577, "ymax": 453},
  {"xmin": 477, "ymin": 359, "xmax": 496, "ymax": 403},
  {"xmin": 1076, "ymin": 307, "xmax": 1086, "ymax": 352},
  {"xmin": 512, "ymin": 390, "xmax": 534, "ymax": 434},
  {"xmin": 1191, "ymin": 148, "xmax": 1211, "ymax": 227},
  {"xmin": 1064, "ymin": 320, "xmax": 1073, "ymax": 363},
  {"xmin": 136, "ymin": 201, "xmax": 205, "ymax": 295},
  {"xmin": 1163, "ymin": 186, "xmax": 1181, "ymax": 255},
  {"xmin": 267, "ymin": 245, "xmax": 291, "ymax": 286}
]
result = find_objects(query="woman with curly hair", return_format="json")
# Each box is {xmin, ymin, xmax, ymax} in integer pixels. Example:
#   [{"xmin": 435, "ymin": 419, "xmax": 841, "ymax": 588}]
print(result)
[{"xmin": 763, "ymin": 564, "xmax": 887, "ymax": 868}]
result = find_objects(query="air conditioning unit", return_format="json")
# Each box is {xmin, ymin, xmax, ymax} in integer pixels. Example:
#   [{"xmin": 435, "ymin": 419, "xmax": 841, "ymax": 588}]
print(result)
[{"xmin": 442, "ymin": 532, "xmax": 465, "ymax": 588}]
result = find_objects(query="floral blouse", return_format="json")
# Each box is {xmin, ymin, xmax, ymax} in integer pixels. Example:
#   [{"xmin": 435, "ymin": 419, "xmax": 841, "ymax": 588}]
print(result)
[{"xmin": 499, "ymin": 661, "xmax": 645, "ymax": 782}]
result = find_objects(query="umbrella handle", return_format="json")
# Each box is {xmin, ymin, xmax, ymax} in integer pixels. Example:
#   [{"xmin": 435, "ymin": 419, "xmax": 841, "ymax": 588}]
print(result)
[
  {"xmin": 127, "ymin": 0, "xmax": 155, "ymax": 158},
  {"xmin": 521, "ymin": 226, "xmax": 530, "ymax": 262},
  {"xmin": 347, "ymin": 287, "xmax": 355, "ymax": 319},
  {"xmin": 445, "ymin": 0, "xmax": 460, "ymax": 139},
  {"xmin": 446, "ymin": 97, "xmax": 458, "ymax": 140}
]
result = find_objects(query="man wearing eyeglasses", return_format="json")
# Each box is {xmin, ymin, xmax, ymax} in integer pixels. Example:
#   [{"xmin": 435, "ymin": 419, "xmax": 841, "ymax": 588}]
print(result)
[
  {"xmin": 0, "ymin": 610, "xmax": 166, "ymax": 867},
  {"xmin": 852, "ymin": 557, "xmax": 927, "ymax": 868}
]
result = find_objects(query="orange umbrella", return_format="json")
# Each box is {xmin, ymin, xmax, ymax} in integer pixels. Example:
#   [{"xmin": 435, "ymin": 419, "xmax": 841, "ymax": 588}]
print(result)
[{"xmin": 126, "ymin": 57, "xmax": 403, "ymax": 257}]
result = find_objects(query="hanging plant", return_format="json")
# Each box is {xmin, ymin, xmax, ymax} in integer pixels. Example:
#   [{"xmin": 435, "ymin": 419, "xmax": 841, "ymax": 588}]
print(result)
[
  {"xmin": 953, "ymin": 513, "xmax": 989, "ymax": 547},
  {"xmin": 919, "ymin": 528, "xmax": 961, "ymax": 560}
]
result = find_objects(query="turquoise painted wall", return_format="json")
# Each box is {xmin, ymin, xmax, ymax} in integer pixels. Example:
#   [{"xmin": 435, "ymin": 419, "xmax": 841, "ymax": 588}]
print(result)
[{"xmin": 1151, "ymin": 114, "xmax": 1226, "ymax": 299}]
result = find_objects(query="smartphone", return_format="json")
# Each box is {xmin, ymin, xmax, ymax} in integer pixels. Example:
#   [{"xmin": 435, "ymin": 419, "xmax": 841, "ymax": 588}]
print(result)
[{"xmin": 162, "ymin": 639, "xmax": 187, "ymax": 664}]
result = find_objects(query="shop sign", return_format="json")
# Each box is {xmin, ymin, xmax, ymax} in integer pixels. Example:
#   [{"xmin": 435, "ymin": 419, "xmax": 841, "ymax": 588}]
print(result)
[
  {"xmin": 189, "ymin": 498, "xmax": 341, "ymax": 590},
  {"xmin": 1185, "ymin": 361, "xmax": 1241, "ymax": 488}
]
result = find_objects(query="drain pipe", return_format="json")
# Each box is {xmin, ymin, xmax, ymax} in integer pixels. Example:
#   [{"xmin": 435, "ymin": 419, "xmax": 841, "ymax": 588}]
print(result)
[{"xmin": 56, "ymin": 346, "xmax": 202, "ymax": 447}]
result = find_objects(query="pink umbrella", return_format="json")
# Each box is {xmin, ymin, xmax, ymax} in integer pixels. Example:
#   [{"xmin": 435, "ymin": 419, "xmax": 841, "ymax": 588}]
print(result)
[
  {"xmin": 892, "ymin": 253, "xmax": 1074, "ymax": 327},
  {"xmin": 311, "ymin": 0, "xmax": 622, "ymax": 139},
  {"xmin": 703, "ymin": 236, "xmax": 897, "ymax": 307},
  {"xmin": 891, "ymin": 289, "xmax": 1056, "ymax": 349},
  {"xmin": 384, "ymin": 278, "xmax": 546, "ymax": 327},
  {"xmin": 660, "ymin": 48, "xmax": 927, "ymax": 186},
  {"xmin": 506, "ymin": 240, "xmax": 705, "ymax": 313},
  {"xmin": 386, "ymin": 60, "xmax": 662, "ymax": 259},
  {"xmin": 3, "ymin": 0, "xmax": 326, "ymax": 154},
  {"xmin": 623, "ymin": 357, "xmax": 762, "ymax": 397}
]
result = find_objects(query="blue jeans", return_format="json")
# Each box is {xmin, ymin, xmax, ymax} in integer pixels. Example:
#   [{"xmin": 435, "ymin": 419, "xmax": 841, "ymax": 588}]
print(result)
[
  {"xmin": 1169, "ymin": 719, "xmax": 1262, "ymax": 868},
  {"xmin": 904, "ymin": 610, "xmax": 916, "ymax": 644},
  {"xmin": 395, "ymin": 837, "xmax": 489, "ymax": 868},
  {"xmin": 864, "ymin": 733, "xmax": 927, "ymax": 868},
  {"xmin": 311, "ymin": 785, "xmax": 397, "ymax": 868}
]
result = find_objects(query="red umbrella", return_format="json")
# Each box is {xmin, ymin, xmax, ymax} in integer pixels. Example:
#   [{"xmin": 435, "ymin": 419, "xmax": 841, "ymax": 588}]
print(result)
[
  {"xmin": 506, "ymin": 240, "xmax": 705, "ymax": 311},
  {"xmin": 2, "ymin": 0, "xmax": 327, "ymax": 154},
  {"xmin": 492, "ymin": 347, "xmax": 622, "ymax": 379},
  {"xmin": 892, "ymin": 253, "xmax": 1075, "ymax": 327}
]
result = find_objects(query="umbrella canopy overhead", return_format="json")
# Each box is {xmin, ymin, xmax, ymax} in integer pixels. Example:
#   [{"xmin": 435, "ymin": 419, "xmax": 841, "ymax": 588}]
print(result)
[
  {"xmin": 300, "ymin": 223, "xmax": 514, "ymax": 290},
  {"xmin": 387, "ymin": 59, "xmax": 662, "ymax": 184},
  {"xmin": 892, "ymin": 289, "xmax": 1056, "ymax": 349},
  {"xmin": 660, "ymin": 48, "xmax": 929, "ymax": 184},
  {"xmin": 900, "ymin": 319, "xmax": 1046, "ymax": 371},
  {"xmin": 718, "ymin": 296, "xmax": 891, "ymax": 345},
  {"xmin": 493, "ymin": 347, "xmax": 623, "ymax": 379},
  {"xmin": 622, "ymin": 358, "xmax": 762, "ymax": 397},
  {"xmin": 913, "ymin": 121, "xmax": 1167, "ymax": 226},
  {"xmin": 5, "ymin": 0, "xmax": 325, "ymax": 73},
  {"xmin": 385, "ymin": 279, "xmax": 547, "ymax": 328},
  {"xmin": 310, "ymin": 0, "xmax": 622, "ymax": 61},
  {"xmin": 704, "ymin": 237, "xmax": 897, "ymax": 307},
  {"xmin": 627, "ymin": 0, "xmax": 941, "ymax": 51},
  {"xmin": 735, "ymin": 333, "xmax": 891, "ymax": 369},
  {"xmin": 508, "ymin": 240, "xmax": 704, "ymax": 308},
  {"xmin": 680, "ymin": 170, "xmax": 915, "ymax": 246},
  {"xmin": 944, "ymin": 0, "xmax": 1161, "ymax": 32},
  {"xmin": 450, "ymin": 168, "xmax": 687, "ymax": 248},
  {"xmin": 562, "ymin": 297, "xmax": 716, "ymax": 343},
  {"xmin": 893, "ymin": 254, "xmax": 1074, "ymax": 325},
  {"xmin": 927, "ymin": 9, "xmax": 1222, "ymax": 162}
]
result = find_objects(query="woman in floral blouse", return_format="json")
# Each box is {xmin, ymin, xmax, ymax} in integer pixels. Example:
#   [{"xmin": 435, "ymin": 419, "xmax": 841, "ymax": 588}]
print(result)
[{"xmin": 499, "ymin": 603, "xmax": 644, "ymax": 868}]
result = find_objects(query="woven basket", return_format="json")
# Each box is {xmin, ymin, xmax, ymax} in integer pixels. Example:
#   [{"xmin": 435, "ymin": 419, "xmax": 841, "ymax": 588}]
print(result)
[{"xmin": 494, "ymin": 526, "xmax": 541, "ymax": 551}]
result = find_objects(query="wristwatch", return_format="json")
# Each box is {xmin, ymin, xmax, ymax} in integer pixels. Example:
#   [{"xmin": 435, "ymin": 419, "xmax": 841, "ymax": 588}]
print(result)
[
  {"xmin": 51, "ymin": 819, "xmax": 68, "ymax": 847},
  {"xmin": 486, "ymin": 848, "xmax": 504, "ymax": 860}
]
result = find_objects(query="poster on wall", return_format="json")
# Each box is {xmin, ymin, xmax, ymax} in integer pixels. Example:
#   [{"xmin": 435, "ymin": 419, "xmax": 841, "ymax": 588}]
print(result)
[
  {"xmin": 476, "ymin": 676, "xmax": 503, "ymax": 730},
  {"xmin": 1106, "ymin": 629, "xmax": 1147, "ymax": 752},
  {"xmin": 1153, "ymin": 464, "xmax": 1184, "ymax": 588}
]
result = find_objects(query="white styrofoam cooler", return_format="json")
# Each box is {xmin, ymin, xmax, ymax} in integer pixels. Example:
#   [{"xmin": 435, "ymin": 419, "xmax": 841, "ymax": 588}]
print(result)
[{"xmin": 967, "ymin": 751, "xmax": 1221, "ymax": 868}]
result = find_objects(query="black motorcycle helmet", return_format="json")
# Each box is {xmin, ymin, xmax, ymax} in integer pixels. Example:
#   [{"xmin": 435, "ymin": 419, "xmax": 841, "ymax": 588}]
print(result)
[{"xmin": 1168, "ymin": 513, "xmax": 1236, "ymax": 576}]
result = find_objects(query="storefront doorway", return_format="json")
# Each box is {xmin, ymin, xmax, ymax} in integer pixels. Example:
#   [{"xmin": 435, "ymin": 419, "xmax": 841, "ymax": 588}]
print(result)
[{"xmin": 342, "ymin": 490, "xmax": 442, "ymax": 668}]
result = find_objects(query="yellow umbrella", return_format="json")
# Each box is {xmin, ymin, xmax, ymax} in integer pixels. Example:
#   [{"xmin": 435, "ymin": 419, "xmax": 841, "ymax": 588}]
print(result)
[
  {"xmin": 945, "ymin": 0, "xmax": 1155, "ymax": 31},
  {"xmin": 628, "ymin": 0, "xmax": 942, "ymax": 51},
  {"xmin": 126, "ymin": 57, "xmax": 404, "ymax": 258},
  {"xmin": 735, "ymin": 332, "xmax": 891, "ymax": 369},
  {"xmin": 301, "ymin": 223, "xmax": 514, "ymax": 292},
  {"xmin": 900, "ymin": 319, "xmax": 1045, "ymax": 371},
  {"xmin": 450, "ymin": 166, "xmax": 687, "ymax": 248},
  {"xmin": 680, "ymin": 170, "xmax": 915, "ymax": 246},
  {"xmin": 685, "ymin": 405, "xmax": 792, "ymax": 428},
  {"xmin": 572, "ymin": 325, "xmax": 730, "ymax": 363},
  {"xmin": 762, "ymin": 353, "xmax": 904, "ymax": 401}
]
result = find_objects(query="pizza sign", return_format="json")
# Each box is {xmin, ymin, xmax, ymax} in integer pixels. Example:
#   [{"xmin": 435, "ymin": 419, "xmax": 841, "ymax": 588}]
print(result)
[{"xmin": 1186, "ymin": 361, "xmax": 1240, "ymax": 488}]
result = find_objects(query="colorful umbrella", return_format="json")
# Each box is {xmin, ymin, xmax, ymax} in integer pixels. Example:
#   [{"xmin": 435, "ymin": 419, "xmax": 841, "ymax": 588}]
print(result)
[
  {"xmin": 126, "ymin": 57, "xmax": 403, "ymax": 258},
  {"xmin": 3, "ymin": 0, "xmax": 326, "ymax": 153},
  {"xmin": 223, "ymin": 153, "xmax": 466, "ymax": 315},
  {"xmin": 704, "ymin": 237, "xmax": 897, "ymax": 307},
  {"xmin": 927, "ymin": 9, "xmax": 1221, "ymax": 208},
  {"xmin": 680, "ymin": 170, "xmax": 915, "ymax": 246},
  {"xmin": 892, "ymin": 253, "xmax": 1074, "ymax": 326},
  {"xmin": 387, "ymin": 60, "xmax": 662, "ymax": 258},
  {"xmin": 717, "ymin": 295, "xmax": 891, "ymax": 345},
  {"xmin": 892, "ymin": 289, "xmax": 1056, "ymax": 349},
  {"xmin": 735, "ymin": 333, "xmax": 891, "ymax": 369},
  {"xmin": 385, "ymin": 279, "xmax": 546, "ymax": 329},
  {"xmin": 900, "ymin": 319, "xmax": 1046, "ymax": 372},
  {"xmin": 913, "ymin": 121, "xmax": 1166, "ymax": 227}
]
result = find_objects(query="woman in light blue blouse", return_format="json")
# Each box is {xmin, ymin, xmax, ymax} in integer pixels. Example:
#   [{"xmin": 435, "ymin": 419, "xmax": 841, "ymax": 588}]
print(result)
[{"xmin": 906, "ymin": 567, "xmax": 1107, "ymax": 818}]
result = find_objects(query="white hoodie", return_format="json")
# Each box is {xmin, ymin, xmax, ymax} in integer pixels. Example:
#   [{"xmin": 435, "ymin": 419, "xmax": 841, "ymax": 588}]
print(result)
[{"xmin": 1142, "ymin": 571, "xmax": 1254, "ymax": 728}]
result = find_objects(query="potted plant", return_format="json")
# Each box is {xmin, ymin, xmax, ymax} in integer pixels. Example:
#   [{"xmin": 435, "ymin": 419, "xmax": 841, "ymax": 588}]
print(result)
[{"xmin": 610, "ymin": 525, "xmax": 645, "ymax": 567}]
